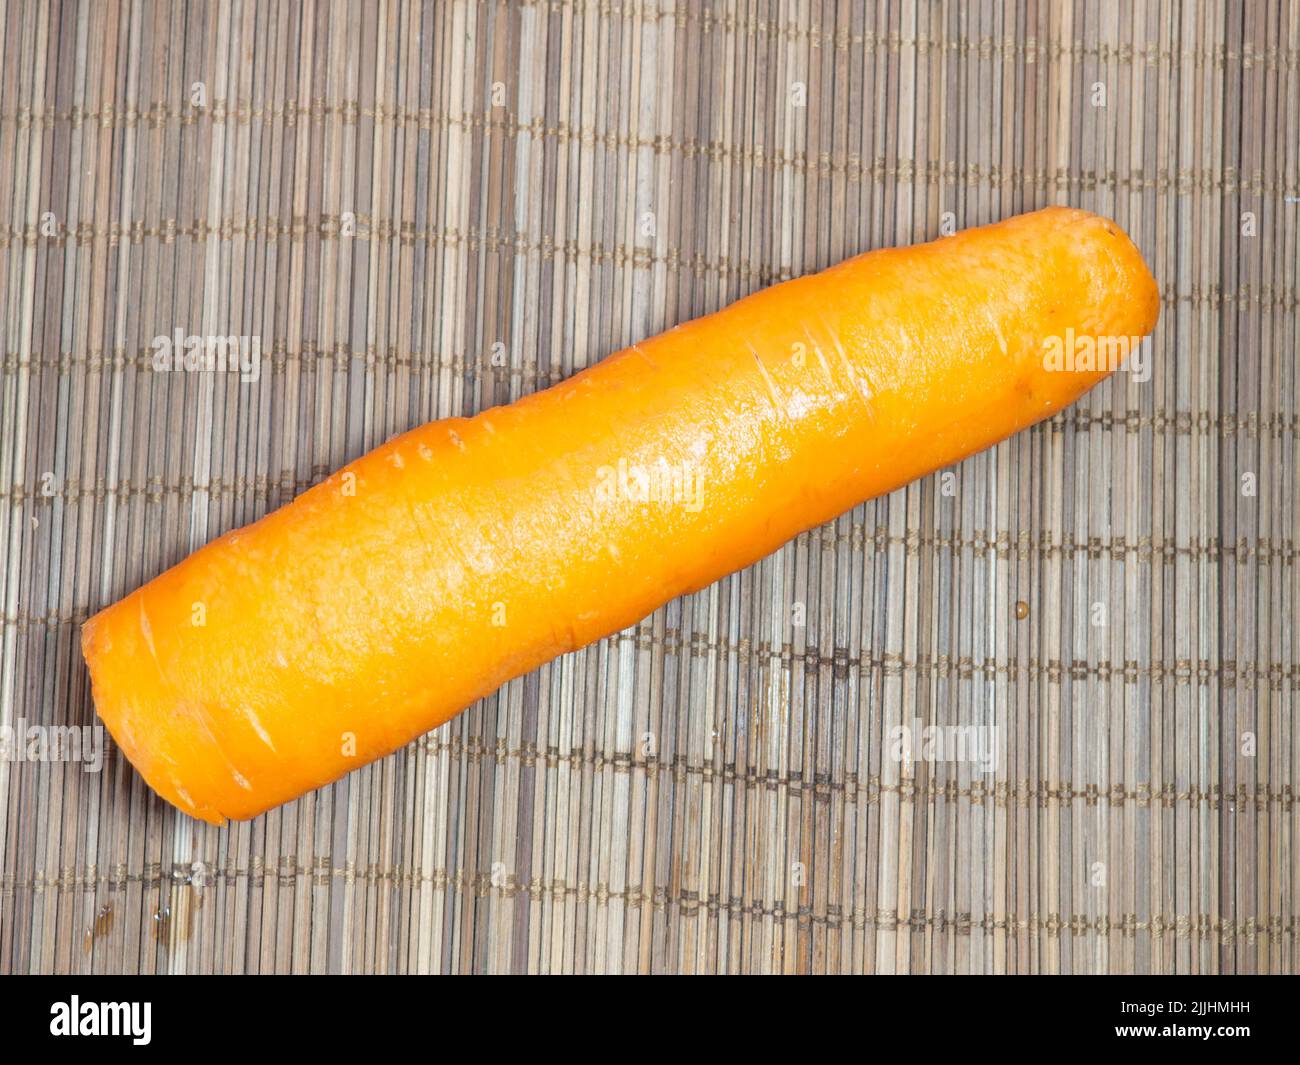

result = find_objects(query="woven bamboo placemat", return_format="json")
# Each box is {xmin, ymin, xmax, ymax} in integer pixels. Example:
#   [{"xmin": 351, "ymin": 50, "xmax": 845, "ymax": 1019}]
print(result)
[{"xmin": 1, "ymin": 0, "xmax": 1296, "ymax": 974}]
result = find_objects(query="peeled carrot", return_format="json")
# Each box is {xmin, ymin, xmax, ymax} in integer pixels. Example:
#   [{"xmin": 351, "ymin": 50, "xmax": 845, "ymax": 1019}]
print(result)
[{"xmin": 82, "ymin": 207, "xmax": 1159, "ymax": 824}]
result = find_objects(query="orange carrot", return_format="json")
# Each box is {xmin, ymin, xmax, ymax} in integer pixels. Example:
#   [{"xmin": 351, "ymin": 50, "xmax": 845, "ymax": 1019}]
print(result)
[{"xmin": 82, "ymin": 207, "xmax": 1159, "ymax": 824}]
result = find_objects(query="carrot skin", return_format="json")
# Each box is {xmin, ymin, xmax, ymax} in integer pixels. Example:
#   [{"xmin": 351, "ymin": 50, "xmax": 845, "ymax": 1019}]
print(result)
[{"xmin": 82, "ymin": 207, "xmax": 1159, "ymax": 823}]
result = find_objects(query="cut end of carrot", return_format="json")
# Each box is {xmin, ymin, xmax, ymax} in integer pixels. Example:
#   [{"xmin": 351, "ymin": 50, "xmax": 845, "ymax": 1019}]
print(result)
[{"xmin": 83, "ymin": 608, "xmax": 231, "ymax": 826}]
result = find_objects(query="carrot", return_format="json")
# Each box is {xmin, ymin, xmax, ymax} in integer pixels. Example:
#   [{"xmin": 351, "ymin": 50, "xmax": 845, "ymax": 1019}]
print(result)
[{"xmin": 82, "ymin": 207, "xmax": 1159, "ymax": 824}]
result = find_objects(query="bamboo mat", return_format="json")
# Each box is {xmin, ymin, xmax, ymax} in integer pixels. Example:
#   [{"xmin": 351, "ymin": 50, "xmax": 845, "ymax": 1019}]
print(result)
[{"xmin": 0, "ymin": 0, "xmax": 1296, "ymax": 975}]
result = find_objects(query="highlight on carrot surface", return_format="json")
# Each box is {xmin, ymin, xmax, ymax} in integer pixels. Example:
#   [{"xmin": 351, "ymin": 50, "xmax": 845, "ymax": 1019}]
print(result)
[{"xmin": 81, "ymin": 206, "xmax": 1160, "ymax": 825}]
